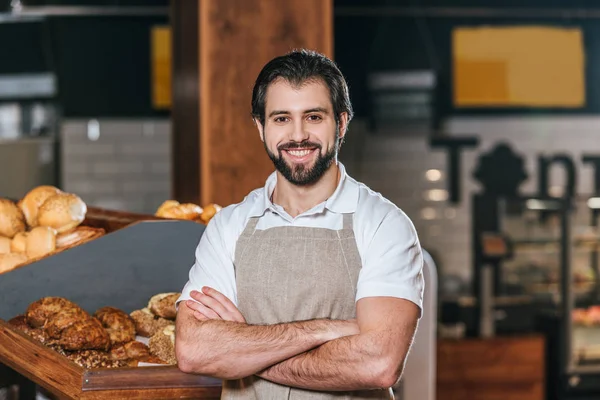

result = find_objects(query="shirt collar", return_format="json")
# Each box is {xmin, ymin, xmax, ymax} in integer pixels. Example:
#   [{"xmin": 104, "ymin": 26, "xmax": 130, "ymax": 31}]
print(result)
[{"xmin": 248, "ymin": 162, "xmax": 359, "ymax": 218}]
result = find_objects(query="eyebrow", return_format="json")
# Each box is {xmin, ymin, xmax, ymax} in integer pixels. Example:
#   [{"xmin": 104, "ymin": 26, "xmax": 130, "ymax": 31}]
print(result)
[{"xmin": 268, "ymin": 107, "xmax": 330, "ymax": 118}]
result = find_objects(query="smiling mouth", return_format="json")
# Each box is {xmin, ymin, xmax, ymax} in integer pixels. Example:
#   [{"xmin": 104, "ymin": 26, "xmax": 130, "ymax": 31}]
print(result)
[{"xmin": 285, "ymin": 149, "xmax": 315, "ymax": 157}]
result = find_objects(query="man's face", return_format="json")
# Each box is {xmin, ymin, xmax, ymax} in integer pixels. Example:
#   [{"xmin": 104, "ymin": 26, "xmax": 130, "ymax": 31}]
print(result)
[{"xmin": 257, "ymin": 78, "xmax": 347, "ymax": 186}]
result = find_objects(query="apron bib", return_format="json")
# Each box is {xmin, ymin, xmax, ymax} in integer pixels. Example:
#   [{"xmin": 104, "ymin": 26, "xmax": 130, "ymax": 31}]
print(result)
[{"xmin": 221, "ymin": 213, "xmax": 393, "ymax": 400}]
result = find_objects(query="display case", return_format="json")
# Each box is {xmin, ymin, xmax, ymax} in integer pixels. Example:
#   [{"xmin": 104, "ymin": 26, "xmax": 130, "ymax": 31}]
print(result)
[{"xmin": 473, "ymin": 194, "xmax": 600, "ymax": 398}]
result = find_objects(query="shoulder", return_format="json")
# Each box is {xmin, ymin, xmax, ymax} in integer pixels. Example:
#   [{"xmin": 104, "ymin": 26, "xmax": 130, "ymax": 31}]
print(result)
[
  {"xmin": 351, "ymin": 178, "xmax": 418, "ymax": 248},
  {"xmin": 206, "ymin": 188, "xmax": 264, "ymax": 238}
]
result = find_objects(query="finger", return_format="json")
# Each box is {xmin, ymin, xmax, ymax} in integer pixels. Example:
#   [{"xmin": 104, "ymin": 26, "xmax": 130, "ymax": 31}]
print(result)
[
  {"xmin": 186, "ymin": 300, "xmax": 220, "ymax": 319},
  {"xmin": 194, "ymin": 292, "xmax": 231, "ymax": 319},
  {"xmin": 202, "ymin": 287, "xmax": 238, "ymax": 313},
  {"xmin": 201, "ymin": 287, "xmax": 246, "ymax": 322}
]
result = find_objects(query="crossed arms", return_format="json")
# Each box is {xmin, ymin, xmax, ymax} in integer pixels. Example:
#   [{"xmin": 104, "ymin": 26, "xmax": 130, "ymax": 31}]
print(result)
[{"xmin": 175, "ymin": 287, "xmax": 420, "ymax": 391}]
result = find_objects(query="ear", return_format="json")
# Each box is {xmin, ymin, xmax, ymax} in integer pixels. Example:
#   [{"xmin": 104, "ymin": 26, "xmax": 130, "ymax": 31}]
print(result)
[
  {"xmin": 254, "ymin": 118, "xmax": 265, "ymax": 142},
  {"xmin": 337, "ymin": 112, "xmax": 349, "ymax": 140}
]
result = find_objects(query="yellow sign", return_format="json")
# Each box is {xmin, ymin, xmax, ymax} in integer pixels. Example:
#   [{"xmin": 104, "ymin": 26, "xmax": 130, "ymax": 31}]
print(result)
[
  {"xmin": 151, "ymin": 26, "xmax": 172, "ymax": 109},
  {"xmin": 453, "ymin": 26, "xmax": 585, "ymax": 108}
]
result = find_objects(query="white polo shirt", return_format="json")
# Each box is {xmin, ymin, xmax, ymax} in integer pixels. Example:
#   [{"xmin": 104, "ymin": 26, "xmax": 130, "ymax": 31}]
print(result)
[{"xmin": 178, "ymin": 162, "xmax": 424, "ymax": 313}]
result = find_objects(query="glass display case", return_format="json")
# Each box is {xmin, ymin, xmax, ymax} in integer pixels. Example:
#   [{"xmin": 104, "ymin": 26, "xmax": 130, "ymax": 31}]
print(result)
[{"xmin": 474, "ymin": 194, "xmax": 600, "ymax": 397}]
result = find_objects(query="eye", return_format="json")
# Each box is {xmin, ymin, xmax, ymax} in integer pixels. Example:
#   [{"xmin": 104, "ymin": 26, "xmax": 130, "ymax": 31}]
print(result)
[
  {"xmin": 274, "ymin": 116, "xmax": 289, "ymax": 123},
  {"xmin": 307, "ymin": 114, "xmax": 322, "ymax": 122}
]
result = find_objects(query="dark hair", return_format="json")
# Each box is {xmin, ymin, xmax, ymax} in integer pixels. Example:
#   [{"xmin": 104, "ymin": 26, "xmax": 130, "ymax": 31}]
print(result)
[{"xmin": 251, "ymin": 49, "xmax": 354, "ymax": 126}]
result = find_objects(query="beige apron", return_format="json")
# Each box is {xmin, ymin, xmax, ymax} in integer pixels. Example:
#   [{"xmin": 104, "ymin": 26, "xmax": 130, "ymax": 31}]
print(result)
[{"xmin": 221, "ymin": 213, "xmax": 393, "ymax": 400}]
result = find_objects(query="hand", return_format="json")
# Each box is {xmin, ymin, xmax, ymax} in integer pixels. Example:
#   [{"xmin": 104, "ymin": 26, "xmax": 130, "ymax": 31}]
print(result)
[{"xmin": 185, "ymin": 287, "xmax": 246, "ymax": 323}]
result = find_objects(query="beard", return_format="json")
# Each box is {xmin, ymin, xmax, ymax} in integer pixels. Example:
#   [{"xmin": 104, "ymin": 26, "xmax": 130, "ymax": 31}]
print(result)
[{"xmin": 265, "ymin": 133, "xmax": 338, "ymax": 186}]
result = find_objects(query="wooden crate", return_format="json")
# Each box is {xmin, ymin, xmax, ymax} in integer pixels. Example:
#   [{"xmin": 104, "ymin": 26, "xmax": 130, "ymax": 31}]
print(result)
[
  {"xmin": 0, "ymin": 320, "xmax": 221, "ymax": 399},
  {"xmin": 0, "ymin": 219, "xmax": 222, "ymax": 399}
]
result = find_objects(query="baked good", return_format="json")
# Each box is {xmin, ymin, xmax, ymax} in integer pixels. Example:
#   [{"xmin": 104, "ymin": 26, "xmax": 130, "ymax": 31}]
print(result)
[
  {"xmin": 58, "ymin": 317, "xmax": 111, "ymax": 351},
  {"xmin": 8, "ymin": 315, "xmax": 50, "ymax": 344},
  {"xmin": 148, "ymin": 324, "xmax": 176, "ymax": 364},
  {"xmin": 10, "ymin": 232, "xmax": 27, "ymax": 253},
  {"xmin": 25, "ymin": 297, "xmax": 80, "ymax": 328},
  {"xmin": 148, "ymin": 293, "xmax": 180, "ymax": 319},
  {"xmin": 19, "ymin": 185, "xmax": 62, "ymax": 227},
  {"xmin": 200, "ymin": 203, "xmax": 222, "ymax": 223},
  {"xmin": 45, "ymin": 307, "xmax": 91, "ymax": 339},
  {"xmin": 156, "ymin": 200, "xmax": 180, "ymax": 216},
  {"xmin": 110, "ymin": 340, "xmax": 150, "ymax": 361},
  {"xmin": 0, "ymin": 198, "xmax": 26, "ymax": 238},
  {"xmin": 130, "ymin": 308, "xmax": 172, "ymax": 337},
  {"xmin": 0, "ymin": 253, "xmax": 28, "ymax": 274},
  {"xmin": 26, "ymin": 226, "xmax": 57, "ymax": 258},
  {"xmin": 56, "ymin": 226, "xmax": 103, "ymax": 248},
  {"xmin": 0, "ymin": 236, "xmax": 10, "ymax": 254},
  {"xmin": 156, "ymin": 201, "xmax": 203, "ymax": 220},
  {"xmin": 65, "ymin": 349, "xmax": 131, "ymax": 369},
  {"xmin": 94, "ymin": 306, "xmax": 136, "ymax": 345},
  {"xmin": 37, "ymin": 193, "xmax": 87, "ymax": 234}
]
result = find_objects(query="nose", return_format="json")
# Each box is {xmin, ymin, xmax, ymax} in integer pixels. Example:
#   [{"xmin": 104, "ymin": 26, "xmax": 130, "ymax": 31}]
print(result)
[{"xmin": 290, "ymin": 118, "xmax": 309, "ymax": 143}]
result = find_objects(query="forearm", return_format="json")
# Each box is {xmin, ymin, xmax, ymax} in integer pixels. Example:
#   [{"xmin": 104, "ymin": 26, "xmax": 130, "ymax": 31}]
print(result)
[
  {"xmin": 176, "ymin": 312, "xmax": 356, "ymax": 379},
  {"xmin": 259, "ymin": 331, "xmax": 402, "ymax": 391}
]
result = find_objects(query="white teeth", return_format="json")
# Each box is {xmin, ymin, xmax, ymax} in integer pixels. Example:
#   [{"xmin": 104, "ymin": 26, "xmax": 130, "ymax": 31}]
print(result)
[{"xmin": 288, "ymin": 149, "xmax": 311, "ymax": 157}]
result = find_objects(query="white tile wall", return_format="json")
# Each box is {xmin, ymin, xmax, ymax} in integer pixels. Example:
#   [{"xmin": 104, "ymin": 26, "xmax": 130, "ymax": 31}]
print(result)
[
  {"xmin": 342, "ymin": 116, "xmax": 600, "ymax": 289},
  {"xmin": 60, "ymin": 119, "xmax": 171, "ymax": 214}
]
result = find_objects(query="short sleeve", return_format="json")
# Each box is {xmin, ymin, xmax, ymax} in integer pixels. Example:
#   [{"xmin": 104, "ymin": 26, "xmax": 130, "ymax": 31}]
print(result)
[
  {"xmin": 356, "ymin": 209, "xmax": 424, "ymax": 314},
  {"xmin": 176, "ymin": 214, "xmax": 238, "ymax": 308}
]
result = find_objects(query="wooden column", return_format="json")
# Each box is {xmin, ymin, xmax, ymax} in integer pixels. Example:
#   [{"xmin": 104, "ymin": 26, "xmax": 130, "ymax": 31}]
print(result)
[{"xmin": 171, "ymin": 0, "xmax": 333, "ymax": 206}]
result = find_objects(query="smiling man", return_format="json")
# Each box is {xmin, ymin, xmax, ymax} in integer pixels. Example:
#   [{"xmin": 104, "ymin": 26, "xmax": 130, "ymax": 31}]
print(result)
[{"xmin": 175, "ymin": 49, "xmax": 424, "ymax": 400}]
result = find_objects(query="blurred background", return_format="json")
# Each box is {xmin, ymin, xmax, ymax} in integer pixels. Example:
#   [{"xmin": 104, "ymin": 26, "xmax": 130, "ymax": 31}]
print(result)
[{"xmin": 2, "ymin": 0, "xmax": 600, "ymax": 399}]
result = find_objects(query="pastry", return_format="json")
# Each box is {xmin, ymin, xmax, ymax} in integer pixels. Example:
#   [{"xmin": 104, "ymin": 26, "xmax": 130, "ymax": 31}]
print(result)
[
  {"xmin": 37, "ymin": 193, "xmax": 87, "ymax": 234},
  {"xmin": 0, "ymin": 198, "xmax": 26, "ymax": 238},
  {"xmin": 19, "ymin": 185, "xmax": 62, "ymax": 227},
  {"xmin": 148, "ymin": 293, "xmax": 180, "ymax": 319},
  {"xmin": 8, "ymin": 315, "xmax": 50, "ymax": 344},
  {"xmin": 110, "ymin": 340, "xmax": 151, "ymax": 361},
  {"xmin": 130, "ymin": 308, "xmax": 172, "ymax": 337},
  {"xmin": 200, "ymin": 203, "xmax": 222, "ymax": 223},
  {"xmin": 25, "ymin": 297, "xmax": 81, "ymax": 328},
  {"xmin": 156, "ymin": 201, "xmax": 203, "ymax": 220},
  {"xmin": 0, "ymin": 253, "xmax": 28, "ymax": 274},
  {"xmin": 0, "ymin": 236, "xmax": 10, "ymax": 254},
  {"xmin": 58, "ymin": 317, "xmax": 111, "ymax": 351},
  {"xmin": 10, "ymin": 232, "xmax": 27, "ymax": 253},
  {"xmin": 56, "ymin": 226, "xmax": 104, "ymax": 248},
  {"xmin": 26, "ymin": 226, "xmax": 57, "ymax": 259},
  {"xmin": 148, "ymin": 324, "xmax": 177, "ymax": 364},
  {"xmin": 45, "ymin": 307, "xmax": 91, "ymax": 339},
  {"xmin": 94, "ymin": 306, "xmax": 136, "ymax": 345},
  {"xmin": 65, "ymin": 349, "xmax": 131, "ymax": 369}
]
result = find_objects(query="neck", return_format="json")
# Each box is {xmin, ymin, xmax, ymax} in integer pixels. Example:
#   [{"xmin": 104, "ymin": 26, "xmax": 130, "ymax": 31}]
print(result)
[{"xmin": 272, "ymin": 163, "xmax": 340, "ymax": 218}]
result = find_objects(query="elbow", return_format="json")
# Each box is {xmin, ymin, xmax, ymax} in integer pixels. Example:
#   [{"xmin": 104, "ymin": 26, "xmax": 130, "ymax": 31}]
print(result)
[
  {"xmin": 175, "ymin": 338, "xmax": 197, "ymax": 374},
  {"xmin": 176, "ymin": 338, "xmax": 238, "ymax": 379},
  {"xmin": 369, "ymin": 357, "xmax": 404, "ymax": 390}
]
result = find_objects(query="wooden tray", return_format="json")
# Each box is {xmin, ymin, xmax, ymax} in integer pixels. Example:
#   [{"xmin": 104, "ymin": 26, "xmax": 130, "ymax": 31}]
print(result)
[
  {"xmin": 83, "ymin": 206, "xmax": 165, "ymax": 233},
  {"xmin": 0, "ymin": 320, "xmax": 221, "ymax": 399}
]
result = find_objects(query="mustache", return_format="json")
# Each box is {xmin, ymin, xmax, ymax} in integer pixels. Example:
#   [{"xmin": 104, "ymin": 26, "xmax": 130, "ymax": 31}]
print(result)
[{"xmin": 277, "ymin": 141, "xmax": 321, "ymax": 151}]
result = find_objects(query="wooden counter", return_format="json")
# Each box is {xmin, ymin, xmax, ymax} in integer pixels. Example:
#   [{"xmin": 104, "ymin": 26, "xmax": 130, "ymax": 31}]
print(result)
[{"xmin": 437, "ymin": 335, "xmax": 545, "ymax": 400}]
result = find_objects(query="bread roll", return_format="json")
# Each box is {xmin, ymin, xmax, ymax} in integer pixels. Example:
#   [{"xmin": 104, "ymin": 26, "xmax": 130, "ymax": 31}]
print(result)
[
  {"xmin": 37, "ymin": 193, "xmax": 87, "ymax": 233},
  {"xmin": 148, "ymin": 293, "xmax": 180, "ymax": 319},
  {"xmin": 10, "ymin": 232, "xmax": 27, "ymax": 253},
  {"xmin": 148, "ymin": 324, "xmax": 176, "ymax": 364},
  {"xmin": 130, "ymin": 308, "xmax": 172, "ymax": 337},
  {"xmin": 0, "ymin": 236, "xmax": 11, "ymax": 254},
  {"xmin": 0, "ymin": 253, "xmax": 28, "ymax": 274},
  {"xmin": 200, "ymin": 203, "xmax": 222, "ymax": 223},
  {"xmin": 26, "ymin": 226, "xmax": 57, "ymax": 258},
  {"xmin": 19, "ymin": 185, "xmax": 62, "ymax": 227},
  {"xmin": 0, "ymin": 198, "xmax": 26, "ymax": 238},
  {"xmin": 155, "ymin": 200, "xmax": 180, "ymax": 217},
  {"xmin": 159, "ymin": 203, "xmax": 203, "ymax": 220}
]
